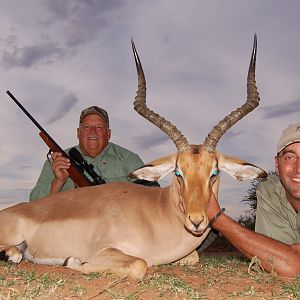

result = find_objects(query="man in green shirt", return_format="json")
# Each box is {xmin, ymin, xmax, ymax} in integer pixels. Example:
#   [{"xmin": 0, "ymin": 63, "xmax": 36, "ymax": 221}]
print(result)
[
  {"xmin": 206, "ymin": 123, "xmax": 300, "ymax": 278},
  {"xmin": 256, "ymin": 174, "xmax": 299, "ymax": 244},
  {"xmin": 30, "ymin": 106, "xmax": 146, "ymax": 201},
  {"xmin": 256, "ymin": 123, "xmax": 300, "ymax": 244}
]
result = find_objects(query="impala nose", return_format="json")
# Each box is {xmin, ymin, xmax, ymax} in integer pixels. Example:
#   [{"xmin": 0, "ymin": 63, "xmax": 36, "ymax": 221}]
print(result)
[{"xmin": 188, "ymin": 215, "xmax": 204, "ymax": 230}]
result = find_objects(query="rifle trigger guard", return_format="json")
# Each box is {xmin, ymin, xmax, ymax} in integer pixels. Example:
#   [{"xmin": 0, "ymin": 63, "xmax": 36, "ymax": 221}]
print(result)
[{"xmin": 47, "ymin": 149, "xmax": 53, "ymax": 163}]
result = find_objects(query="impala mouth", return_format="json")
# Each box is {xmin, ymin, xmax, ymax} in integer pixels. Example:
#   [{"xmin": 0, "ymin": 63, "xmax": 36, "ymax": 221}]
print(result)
[
  {"xmin": 185, "ymin": 225, "xmax": 206, "ymax": 237},
  {"xmin": 184, "ymin": 215, "xmax": 208, "ymax": 237}
]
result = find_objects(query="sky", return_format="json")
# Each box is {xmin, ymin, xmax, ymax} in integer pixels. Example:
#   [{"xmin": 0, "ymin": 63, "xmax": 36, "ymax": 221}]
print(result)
[{"xmin": 0, "ymin": 0, "xmax": 300, "ymax": 218}]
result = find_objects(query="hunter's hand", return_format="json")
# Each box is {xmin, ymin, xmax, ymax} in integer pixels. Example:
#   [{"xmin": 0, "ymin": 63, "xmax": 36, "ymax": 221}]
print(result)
[
  {"xmin": 207, "ymin": 192, "xmax": 221, "ymax": 221},
  {"xmin": 50, "ymin": 152, "xmax": 71, "ymax": 192}
]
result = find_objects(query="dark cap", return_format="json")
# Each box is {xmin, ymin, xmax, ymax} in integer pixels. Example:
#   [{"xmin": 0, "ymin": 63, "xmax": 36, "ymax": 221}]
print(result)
[{"xmin": 79, "ymin": 106, "xmax": 109, "ymax": 127}]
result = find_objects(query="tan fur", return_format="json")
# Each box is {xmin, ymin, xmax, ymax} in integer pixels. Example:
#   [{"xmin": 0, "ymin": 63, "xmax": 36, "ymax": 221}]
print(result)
[{"xmin": 0, "ymin": 148, "xmax": 266, "ymax": 279}]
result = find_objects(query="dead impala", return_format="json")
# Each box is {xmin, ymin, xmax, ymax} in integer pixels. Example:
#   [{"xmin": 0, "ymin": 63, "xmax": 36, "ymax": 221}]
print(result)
[{"xmin": 0, "ymin": 35, "xmax": 266, "ymax": 279}]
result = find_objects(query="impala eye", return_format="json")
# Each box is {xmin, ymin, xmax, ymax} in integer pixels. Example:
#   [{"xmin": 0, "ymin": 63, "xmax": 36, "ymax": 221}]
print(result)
[
  {"xmin": 175, "ymin": 170, "xmax": 182, "ymax": 177},
  {"xmin": 211, "ymin": 169, "xmax": 220, "ymax": 177}
]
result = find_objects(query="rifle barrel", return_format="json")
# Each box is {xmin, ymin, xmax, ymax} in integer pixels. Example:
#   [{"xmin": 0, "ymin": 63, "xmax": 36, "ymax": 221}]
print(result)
[
  {"xmin": 7, "ymin": 90, "xmax": 46, "ymax": 134},
  {"xmin": 6, "ymin": 90, "xmax": 94, "ymax": 187}
]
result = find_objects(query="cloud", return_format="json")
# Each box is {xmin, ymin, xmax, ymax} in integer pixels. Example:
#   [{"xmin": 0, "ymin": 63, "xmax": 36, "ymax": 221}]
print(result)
[
  {"xmin": 43, "ymin": 0, "xmax": 125, "ymax": 47},
  {"xmin": 1, "ymin": 40, "xmax": 67, "ymax": 69},
  {"xmin": 134, "ymin": 131, "xmax": 170, "ymax": 149},
  {"xmin": 0, "ymin": 188, "xmax": 31, "ymax": 205},
  {"xmin": 222, "ymin": 130, "xmax": 244, "ymax": 140},
  {"xmin": 261, "ymin": 97, "xmax": 300, "ymax": 119},
  {"xmin": 18, "ymin": 165, "xmax": 33, "ymax": 170},
  {"xmin": 1, "ymin": 0, "xmax": 300, "ymax": 219},
  {"xmin": 46, "ymin": 92, "xmax": 79, "ymax": 124}
]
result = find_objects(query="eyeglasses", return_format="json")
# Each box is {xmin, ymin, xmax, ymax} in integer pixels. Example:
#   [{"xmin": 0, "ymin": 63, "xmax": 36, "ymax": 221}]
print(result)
[{"xmin": 278, "ymin": 152, "xmax": 300, "ymax": 165}]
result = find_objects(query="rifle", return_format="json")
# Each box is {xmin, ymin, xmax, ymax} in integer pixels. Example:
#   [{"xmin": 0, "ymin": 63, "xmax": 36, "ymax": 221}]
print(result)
[{"xmin": 6, "ymin": 90, "xmax": 105, "ymax": 187}]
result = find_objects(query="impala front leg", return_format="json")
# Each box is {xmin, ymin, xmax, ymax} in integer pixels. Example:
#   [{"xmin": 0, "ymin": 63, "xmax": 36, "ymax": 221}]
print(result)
[
  {"xmin": 64, "ymin": 247, "xmax": 148, "ymax": 280},
  {"xmin": 176, "ymin": 250, "xmax": 199, "ymax": 265}
]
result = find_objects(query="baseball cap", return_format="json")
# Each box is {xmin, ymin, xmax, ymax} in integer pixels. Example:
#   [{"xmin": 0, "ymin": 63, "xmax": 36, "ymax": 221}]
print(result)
[
  {"xmin": 79, "ymin": 106, "xmax": 109, "ymax": 127},
  {"xmin": 277, "ymin": 122, "xmax": 300, "ymax": 153}
]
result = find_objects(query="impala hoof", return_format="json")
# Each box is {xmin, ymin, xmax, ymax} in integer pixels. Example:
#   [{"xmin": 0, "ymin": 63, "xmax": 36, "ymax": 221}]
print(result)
[
  {"xmin": 64, "ymin": 257, "xmax": 83, "ymax": 267},
  {"xmin": 0, "ymin": 247, "xmax": 23, "ymax": 263},
  {"xmin": 9, "ymin": 252, "xmax": 23, "ymax": 263}
]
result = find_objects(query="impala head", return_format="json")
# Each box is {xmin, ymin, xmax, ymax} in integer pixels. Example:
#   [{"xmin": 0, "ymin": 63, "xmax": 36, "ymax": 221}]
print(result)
[{"xmin": 130, "ymin": 35, "xmax": 267, "ymax": 235}]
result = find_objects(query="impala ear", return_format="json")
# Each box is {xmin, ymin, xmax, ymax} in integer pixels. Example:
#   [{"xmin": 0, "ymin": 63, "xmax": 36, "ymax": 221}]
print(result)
[
  {"xmin": 216, "ymin": 152, "xmax": 267, "ymax": 181},
  {"xmin": 130, "ymin": 153, "xmax": 177, "ymax": 181}
]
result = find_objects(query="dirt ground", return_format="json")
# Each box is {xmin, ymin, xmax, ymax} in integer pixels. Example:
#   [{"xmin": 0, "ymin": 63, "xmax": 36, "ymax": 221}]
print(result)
[{"xmin": 1, "ymin": 241, "xmax": 299, "ymax": 300}]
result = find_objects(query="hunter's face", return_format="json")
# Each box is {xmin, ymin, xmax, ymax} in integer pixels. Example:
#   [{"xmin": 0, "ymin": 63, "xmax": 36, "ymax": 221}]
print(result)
[
  {"xmin": 77, "ymin": 114, "xmax": 111, "ymax": 158},
  {"xmin": 276, "ymin": 142, "xmax": 300, "ymax": 205}
]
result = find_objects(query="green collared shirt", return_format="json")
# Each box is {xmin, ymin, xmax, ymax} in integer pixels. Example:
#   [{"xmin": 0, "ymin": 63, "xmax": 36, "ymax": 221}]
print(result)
[
  {"xmin": 255, "ymin": 174, "xmax": 300, "ymax": 244},
  {"xmin": 29, "ymin": 142, "xmax": 144, "ymax": 201}
]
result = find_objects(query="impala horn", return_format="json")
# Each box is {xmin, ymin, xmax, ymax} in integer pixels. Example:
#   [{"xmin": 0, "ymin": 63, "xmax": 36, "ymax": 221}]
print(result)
[
  {"xmin": 202, "ymin": 34, "xmax": 260, "ymax": 153},
  {"xmin": 131, "ymin": 39, "xmax": 190, "ymax": 152}
]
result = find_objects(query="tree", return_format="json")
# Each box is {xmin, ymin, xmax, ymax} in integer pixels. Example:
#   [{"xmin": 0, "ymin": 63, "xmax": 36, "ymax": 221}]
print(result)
[{"xmin": 237, "ymin": 171, "xmax": 275, "ymax": 230}]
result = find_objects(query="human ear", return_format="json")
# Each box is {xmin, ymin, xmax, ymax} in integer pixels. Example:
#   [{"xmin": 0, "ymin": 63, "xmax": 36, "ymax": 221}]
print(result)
[{"xmin": 275, "ymin": 155, "xmax": 279, "ymax": 176}]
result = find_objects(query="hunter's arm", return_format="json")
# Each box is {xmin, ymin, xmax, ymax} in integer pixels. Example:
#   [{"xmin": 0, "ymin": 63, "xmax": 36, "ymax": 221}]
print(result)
[{"xmin": 208, "ymin": 194, "xmax": 300, "ymax": 278}]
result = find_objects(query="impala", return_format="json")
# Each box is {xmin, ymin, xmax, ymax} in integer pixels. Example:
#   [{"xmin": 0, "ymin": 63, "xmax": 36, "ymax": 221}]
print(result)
[{"xmin": 0, "ymin": 35, "xmax": 266, "ymax": 279}]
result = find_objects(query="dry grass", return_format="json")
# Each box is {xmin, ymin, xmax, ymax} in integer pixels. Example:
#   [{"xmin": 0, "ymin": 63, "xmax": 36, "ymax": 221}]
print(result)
[{"xmin": 0, "ymin": 255, "xmax": 299, "ymax": 300}]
